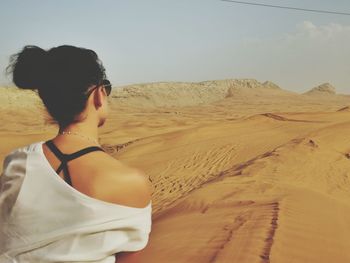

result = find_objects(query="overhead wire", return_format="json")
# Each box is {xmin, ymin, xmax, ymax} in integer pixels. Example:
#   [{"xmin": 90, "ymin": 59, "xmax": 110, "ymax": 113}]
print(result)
[{"xmin": 220, "ymin": 0, "xmax": 350, "ymax": 16}]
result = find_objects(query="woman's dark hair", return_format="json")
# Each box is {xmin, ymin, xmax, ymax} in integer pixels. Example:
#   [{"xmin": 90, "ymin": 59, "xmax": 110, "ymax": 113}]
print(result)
[{"xmin": 5, "ymin": 45, "xmax": 107, "ymax": 129}]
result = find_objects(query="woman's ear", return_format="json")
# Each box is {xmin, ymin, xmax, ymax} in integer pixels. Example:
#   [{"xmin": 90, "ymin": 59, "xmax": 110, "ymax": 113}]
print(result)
[{"xmin": 92, "ymin": 86, "xmax": 104, "ymax": 107}]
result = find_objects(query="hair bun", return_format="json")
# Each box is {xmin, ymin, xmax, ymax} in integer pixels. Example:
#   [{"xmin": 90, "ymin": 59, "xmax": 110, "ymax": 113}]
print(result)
[{"xmin": 6, "ymin": 45, "xmax": 48, "ymax": 90}]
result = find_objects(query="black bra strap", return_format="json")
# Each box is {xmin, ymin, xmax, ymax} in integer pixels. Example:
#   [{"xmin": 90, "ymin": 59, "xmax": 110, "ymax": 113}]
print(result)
[
  {"xmin": 45, "ymin": 140, "xmax": 105, "ymax": 161},
  {"xmin": 65, "ymin": 146, "xmax": 105, "ymax": 161},
  {"xmin": 46, "ymin": 140, "xmax": 67, "ymax": 161},
  {"xmin": 61, "ymin": 162, "xmax": 72, "ymax": 186},
  {"xmin": 45, "ymin": 140, "xmax": 105, "ymax": 186}
]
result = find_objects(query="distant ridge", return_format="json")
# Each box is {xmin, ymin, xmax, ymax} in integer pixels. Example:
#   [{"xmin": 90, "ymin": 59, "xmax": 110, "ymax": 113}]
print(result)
[
  {"xmin": 262, "ymin": 81, "xmax": 281, "ymax": 90},
  {"xmin": 224, "ymin": 79, "xmax": 292, "ymax": 99},
  {"xmin": 111, "ymin": 79, "xmax": 290, "ymax": 107},
  {"xmin": 303, "ymin": 83, "xmax": 336, "ymax": 96}
]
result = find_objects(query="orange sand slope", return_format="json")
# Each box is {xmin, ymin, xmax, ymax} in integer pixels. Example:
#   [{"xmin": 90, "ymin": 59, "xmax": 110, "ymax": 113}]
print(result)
[
  {"xmin": 118, "ymin": 111, "xmax": 350, "ymax": 263},
  {"xmin": 1, "ymin": 79, "xmax": 350, "ymax": 263}
]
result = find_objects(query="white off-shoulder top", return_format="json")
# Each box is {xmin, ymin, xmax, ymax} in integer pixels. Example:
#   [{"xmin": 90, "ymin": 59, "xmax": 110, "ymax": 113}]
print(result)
[{"xmin": 0, "ymin": 141, "xmax": 152, "ymax": 263}]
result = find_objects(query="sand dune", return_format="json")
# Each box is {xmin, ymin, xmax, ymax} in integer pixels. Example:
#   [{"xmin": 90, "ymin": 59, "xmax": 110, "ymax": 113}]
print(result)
[
  {"xmin": 127, "ymin": 111, "xmax": 350, "ymax": 262},
  {"xmin": 1, "ymin": 79, "xmax": 350, "ymax": 262},
  {"xmin": 338, "ymin": 106, "xmax": 350, "ymax": 112}
]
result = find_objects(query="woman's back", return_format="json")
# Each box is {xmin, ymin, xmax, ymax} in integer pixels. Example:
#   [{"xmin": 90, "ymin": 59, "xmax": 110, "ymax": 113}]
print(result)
[{"xmin": 41, "ymin": 138, "xmax": 152, "ymax": 209}]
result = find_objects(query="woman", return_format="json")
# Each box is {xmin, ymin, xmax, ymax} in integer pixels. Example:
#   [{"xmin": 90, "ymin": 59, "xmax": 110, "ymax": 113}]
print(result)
[{"xmin": 0, "ymin": 45, "xmax": 153, "ymax": 262}]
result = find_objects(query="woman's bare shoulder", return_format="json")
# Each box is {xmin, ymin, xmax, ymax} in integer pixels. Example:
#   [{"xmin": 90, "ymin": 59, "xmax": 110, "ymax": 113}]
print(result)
[{"xmin": 91, "ymin": 156, "xmax": 153, "ymax": 209}]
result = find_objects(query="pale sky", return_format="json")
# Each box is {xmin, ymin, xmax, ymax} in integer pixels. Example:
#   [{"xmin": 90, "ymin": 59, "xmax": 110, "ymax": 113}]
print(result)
[{"xmin": 0, "ymin": 0, "xmax": 349, "ymax": 93}]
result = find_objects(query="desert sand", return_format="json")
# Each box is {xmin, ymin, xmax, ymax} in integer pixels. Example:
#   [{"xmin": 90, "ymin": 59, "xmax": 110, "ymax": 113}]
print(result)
[{"xmin": 1, "ymin": 79, "xmax": 350, "ymax": 262}]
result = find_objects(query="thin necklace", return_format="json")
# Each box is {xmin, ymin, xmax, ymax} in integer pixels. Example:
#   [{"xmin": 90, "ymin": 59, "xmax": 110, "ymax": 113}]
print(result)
[{"xmin": 58, "ymin": 131, "xmax": 100, "ymax": 146}]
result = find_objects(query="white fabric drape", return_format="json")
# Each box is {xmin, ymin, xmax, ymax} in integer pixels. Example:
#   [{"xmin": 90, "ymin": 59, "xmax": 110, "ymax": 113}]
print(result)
[{"xmin": 0, "ymin": 141, "xmax": 152, "ymax": 263}]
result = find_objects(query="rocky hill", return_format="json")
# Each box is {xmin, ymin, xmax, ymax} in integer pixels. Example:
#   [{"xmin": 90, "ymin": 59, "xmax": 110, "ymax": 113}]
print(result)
[{"xmin": 303, "ymin": 83, "xmax": 336, "ymax": 96}]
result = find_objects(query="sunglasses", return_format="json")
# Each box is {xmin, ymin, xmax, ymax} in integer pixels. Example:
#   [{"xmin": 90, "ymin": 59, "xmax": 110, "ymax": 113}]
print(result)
[{"xmin": 87, "ymin": 79, "xmax": 112, "ymax": 97}]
